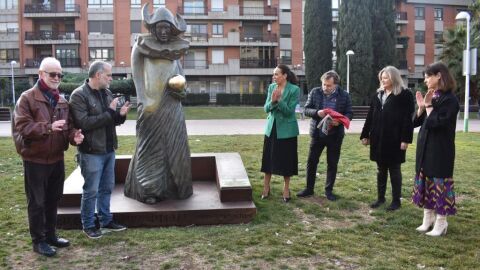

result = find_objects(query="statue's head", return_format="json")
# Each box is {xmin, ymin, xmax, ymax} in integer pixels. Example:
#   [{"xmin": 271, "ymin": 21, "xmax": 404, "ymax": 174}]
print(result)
[{"xmin": 142, "ymin": 4, "xmax": 186, "ymax": 43}]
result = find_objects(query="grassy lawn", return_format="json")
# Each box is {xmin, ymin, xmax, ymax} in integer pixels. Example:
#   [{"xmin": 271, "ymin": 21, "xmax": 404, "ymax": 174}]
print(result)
[
  {"xmin": 127, "ymin": 106, "xmax": 268, "ymax": 120},
  {"xmin": 1, "ymin": 133, "xmax": 480, "ymax": 269}
]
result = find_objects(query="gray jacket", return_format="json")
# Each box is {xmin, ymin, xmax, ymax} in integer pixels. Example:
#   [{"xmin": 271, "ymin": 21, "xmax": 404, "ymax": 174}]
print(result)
[{"xmin": 69, "ymin": 81, "xmax": 126, "ymax": 154}]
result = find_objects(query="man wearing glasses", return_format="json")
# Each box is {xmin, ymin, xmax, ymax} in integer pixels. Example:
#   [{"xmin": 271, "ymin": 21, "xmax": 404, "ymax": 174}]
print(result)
[
  {"xmin": 13, "ymin": 57, "xmax": 84, "ymax": 257},
  {"xmin": 69, "ymin": 61, "xmax": 130, "ymax": 239}
]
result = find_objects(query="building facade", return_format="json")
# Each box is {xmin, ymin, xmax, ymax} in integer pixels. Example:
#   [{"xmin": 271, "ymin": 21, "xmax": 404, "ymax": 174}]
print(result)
[{"xmin": 0, "ymin": 0, "xmax": 472, "ymax": 101}]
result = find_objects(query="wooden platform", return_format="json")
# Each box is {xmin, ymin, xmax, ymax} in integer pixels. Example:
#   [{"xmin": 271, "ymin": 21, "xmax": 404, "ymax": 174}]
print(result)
[{"xmin": 57, "ymin": 153, "xmax": 256, "ymax": 229}]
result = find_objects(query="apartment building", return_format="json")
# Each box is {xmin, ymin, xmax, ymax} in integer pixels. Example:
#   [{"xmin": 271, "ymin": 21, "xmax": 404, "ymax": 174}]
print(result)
[{"xmin": 0, "ymin": 0, "xmax": 471, "ymax": 100}]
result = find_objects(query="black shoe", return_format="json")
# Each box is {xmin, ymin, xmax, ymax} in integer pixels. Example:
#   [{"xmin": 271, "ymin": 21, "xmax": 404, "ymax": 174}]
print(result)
[
  {"xmin": 386, "ymin": 201, "xmax": 401, "ymax": 211},
  {"xmin": 46, "ymin": 237, "xmax": 70, "ymax": 248},
  {"xmin": 33, "ymin": 242, "xmax": 56, "ymax": 257},
  {"xmin": 101, "ymin": 221, "xmax": 127, "ymax": 234},
  {"xmin": 325, "ymin": 192, "xmax": 337, "ymax": 201},
  {"xmin": 83, "ymin": 227, "xmax": 102, "ymax": 239},
  {"xmin": 296, "ymin": 189, "xmax": 314, "ymax": 198},
  {"xmin": 370, "ymin": 199, "xmax": 386, "ymax": 209}
]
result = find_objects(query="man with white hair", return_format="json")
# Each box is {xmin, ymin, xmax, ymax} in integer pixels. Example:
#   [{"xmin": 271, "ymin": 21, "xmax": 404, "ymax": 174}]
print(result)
[{"xmin": 13, "ymin": 57, "xmax": 84, "ymax": 257}]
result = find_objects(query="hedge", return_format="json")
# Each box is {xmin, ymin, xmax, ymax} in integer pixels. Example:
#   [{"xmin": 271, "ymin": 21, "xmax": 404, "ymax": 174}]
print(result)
[
  {"xmin": 182, "ymin": 93, "xmax": 210, "ymax": 106},
  {"xmin": 216, "ymin": 93, "xmax": 241, "ymax": 105},
  {"xmin": 241, "ymin": 94, "xmax": 266, "ymax": 105}
]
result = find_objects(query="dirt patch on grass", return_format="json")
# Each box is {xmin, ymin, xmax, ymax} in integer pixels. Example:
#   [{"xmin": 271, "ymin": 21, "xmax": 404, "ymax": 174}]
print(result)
[{"xmin": 293, "ymin": 202, "xmax": 376, "ymax": 230}]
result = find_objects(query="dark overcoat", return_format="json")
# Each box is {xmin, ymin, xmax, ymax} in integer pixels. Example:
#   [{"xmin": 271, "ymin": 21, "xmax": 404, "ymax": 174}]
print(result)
[
  {"xmin": 360, "ymin": 88, "xmax": 415, "ymax": 165},
  {"xmin": 413, "ymin": 90, "xmax": 459, "ymax": 177}
]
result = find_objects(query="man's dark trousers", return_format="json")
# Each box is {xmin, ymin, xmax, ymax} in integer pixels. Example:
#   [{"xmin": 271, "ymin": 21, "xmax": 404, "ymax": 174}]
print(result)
[
  {"xmin": 305, "ymin": 133, "xmax": 344, "ymax": 194},
  {"xmin": 23, "ymin": 160, "xmax": 65, "ymax": 243}
]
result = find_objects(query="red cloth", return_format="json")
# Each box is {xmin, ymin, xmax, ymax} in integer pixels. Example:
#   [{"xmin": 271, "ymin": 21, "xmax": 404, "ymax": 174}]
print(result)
[{"xmin": 323, "ymin": 108, "xmax": 350, "ymax": 129}]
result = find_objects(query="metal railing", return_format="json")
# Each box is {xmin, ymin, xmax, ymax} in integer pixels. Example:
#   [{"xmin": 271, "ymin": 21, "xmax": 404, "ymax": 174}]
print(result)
[
  {"xmin": 25, "ymin": 58, "xmax": 81, "ymax": 68},
  {"xmin": 396, "ymin": 12, "xmax": 407, "ymax": 20},
  {"xmin": 240, "ymin": 59, "xmax": 277, "ymax": 69},
  {"xmin": 240, "ymin": 33, "xmax": 277, "ymax": 43},
  {"xmin": 25, "ymin": 31, "xmax": 80, "ymax": 41},
  {"xmin": 24, "ymin": 4, "xmax": 80, "ymax": 13},
  {"xmin": 177, "ymin": 6, "xmax": 207, "ymax": 15},
  {"xmin": 398, "ymin": 60, "xmax": 408, "ymax": 69},
  {"xmin": 182, "ymin": 60, "xmax": 208, "ymax": 69},
  {"xmin": 183, "ymin": 33, "xmax": 209, "ymax": 42},
  {"xmin": 240, "ymin": 6, "xmax": 277, "ymax": 16}
]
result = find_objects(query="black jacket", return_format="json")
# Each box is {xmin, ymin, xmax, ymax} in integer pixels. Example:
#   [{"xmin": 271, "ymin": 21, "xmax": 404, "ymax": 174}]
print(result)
[
  {"xmin": 360, "ymin": 89, "xmax": 414, "ymax": 165},
  {"xmin": 304, "ymin": 86, "xmax": 353, "ymax": 138},
  {"xmin": 414, "ymin": 90, "xmax": 459, "ymax": 177},
  {"xmin": 69, "ymin": 81, "xmax": 126, "ymax": 154}
]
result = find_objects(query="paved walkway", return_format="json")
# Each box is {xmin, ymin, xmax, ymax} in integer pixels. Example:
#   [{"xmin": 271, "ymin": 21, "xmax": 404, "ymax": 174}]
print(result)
[{"xmin": 2, "ymin": 119, "xmax": 480, "ymax": 137}]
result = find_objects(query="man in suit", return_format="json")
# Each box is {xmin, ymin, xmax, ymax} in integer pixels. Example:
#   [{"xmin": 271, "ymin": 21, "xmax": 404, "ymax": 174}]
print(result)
[{"xmin": 297, "ymin": 70, "xmax": 353, "ymax": 201}]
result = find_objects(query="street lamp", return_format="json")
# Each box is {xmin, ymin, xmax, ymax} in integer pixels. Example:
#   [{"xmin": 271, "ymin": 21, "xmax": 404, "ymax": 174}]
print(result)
[
  {"xmin": 346, "ymin": 50, "xmax": 354, "ymax": 93},
  {"xmin": 456, "ymin": 11, "xmax": 471, "ymax": 132},
  {"xmin": 10, "ymin": 60, "xmax": 16, "ymax": 106}
]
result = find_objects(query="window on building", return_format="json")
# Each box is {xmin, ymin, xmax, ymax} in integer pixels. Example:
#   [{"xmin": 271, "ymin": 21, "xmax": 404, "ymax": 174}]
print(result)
[
  {"xmin": 0, "ymin": 22, "xmax": 19, "ymax": 33},
  {"xmin": 414, "ymin": 55, "xmax": 424, "ymax": 66},
  {"xmin": 65, "ymin": 0, "xmax": 75, "ymax": 11},
  {"xmin": 212, "ymin": 49, "xmax": 224, "ymax": 64},
  {"xmin": 280, "ymin": 50, "xmax": 292, "ymax": 64},
  {"xmin": 131, "ymin": 21, "xmax": 142, "ymax": 34},
  {"xmin": 88, "ymin": 0, "xmax": 113, "ymax": 8},
  {"xmin": 434, "ymin": 31, "xmax": 443, "ymax": 44},
  {"xmin": 0, "ymin": 49, "xmax": 19, "ymax": 63},
  {"xmin": 186, "ymin": 24, "xmax": 208, "ymax": 41},
  {"xmin": 280, "ymin": 24, "xmax": 291, "ymax": 38},
  {"xmin": 212, "ymin": 24, "xmax": 223, "ymax": 37},
  {"xmin": 88, "ymin": 21, "xmax": 114, "ymax": 34},
  {"xmin": 434, "ymin": 8, "xmax": 443, "ymax": 21},
  {"xmin": 89, "ymin": 47, "xmax": 114, "ymax": 61},
  {"xmin": 415, "ymin": 7, "xmax": 425, "ymax": 20},
  {"xmin": 184, "ymin": 0, "xmax": 205, "ymax": 14},
  {"xmin": 211, "ymin": 0, "xmax": 223, "ymax": 12},
  {"xmin": 415, "ymin": 31, "xmax": 425, "ymax": 43},
  {"xmin": 131, "ymin": 0, "xmax": 141, "ymax": 8},
  {"xmin": 0, "ymin": 0, "xmax": 17, "ymax": 9},
  {"xmin": 153, "ymin": 0, "xmax": 165, "ymax": 8}
]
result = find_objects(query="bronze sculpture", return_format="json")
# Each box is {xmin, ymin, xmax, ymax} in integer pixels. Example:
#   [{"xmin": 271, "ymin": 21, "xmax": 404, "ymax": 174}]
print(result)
[{"xmin": 124, "ymin": 4, "xmax": 193, "ymax": 204}]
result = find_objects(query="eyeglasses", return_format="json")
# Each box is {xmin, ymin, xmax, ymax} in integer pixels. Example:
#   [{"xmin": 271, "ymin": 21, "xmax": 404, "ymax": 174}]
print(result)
[{"xmin": 43, "ymin": 71, "xmax": 64, "ymax": 79}]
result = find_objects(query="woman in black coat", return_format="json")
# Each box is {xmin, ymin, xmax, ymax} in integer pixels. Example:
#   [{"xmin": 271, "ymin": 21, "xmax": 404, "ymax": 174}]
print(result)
[
  {"xmin": 412, "ymin": 62, "xmax": 459, "ymax": 237},
  {"xmin": 360, "ymin": 66, "xmax": 414, "ymax": 211}
]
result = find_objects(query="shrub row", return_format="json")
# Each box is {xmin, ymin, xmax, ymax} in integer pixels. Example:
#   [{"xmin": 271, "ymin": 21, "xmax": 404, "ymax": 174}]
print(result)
[{"xmin": 181, "ymin": 93, "xmax": 267, "ymax": 106}]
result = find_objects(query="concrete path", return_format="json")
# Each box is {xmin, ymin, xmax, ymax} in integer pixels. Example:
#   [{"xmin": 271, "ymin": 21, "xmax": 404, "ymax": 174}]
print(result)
[{"xmin": 2, "ymin": 119, "xmax": 480, "ymax": 137}]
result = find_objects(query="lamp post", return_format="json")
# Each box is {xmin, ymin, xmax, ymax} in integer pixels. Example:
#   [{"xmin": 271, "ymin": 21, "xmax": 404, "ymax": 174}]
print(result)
[
  {"xmin": 10, "ymin": 60, "xmax": 16, "ymax": 106},
  {"xmin": 346, "ymin": 50, "xmax": 354, "ymax": 93},
  {"xmin": 456, "ymin": 11, "xmax": 471, "ymax": 132}
]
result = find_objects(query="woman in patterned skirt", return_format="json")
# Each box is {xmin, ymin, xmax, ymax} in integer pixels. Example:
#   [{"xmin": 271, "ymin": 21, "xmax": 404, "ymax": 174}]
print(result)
[
  {"xmin": 260, "ymin": 64, "xmax": 300, "ymax": 203},
  {"xmin": 412, "ymin": 62, "xmax": 459, "ymax": 236}
]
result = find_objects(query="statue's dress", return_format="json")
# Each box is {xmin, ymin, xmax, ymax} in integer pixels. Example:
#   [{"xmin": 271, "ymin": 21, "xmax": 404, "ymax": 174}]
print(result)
[{"xmin": 124, "ymin": 35, "xmax": 192, "ymax": 203}]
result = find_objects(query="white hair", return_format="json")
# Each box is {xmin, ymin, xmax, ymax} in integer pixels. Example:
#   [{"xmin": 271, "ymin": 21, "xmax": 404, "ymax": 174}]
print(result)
[
  {"xmin": 377, "ymin": 66, "xmax": 405, "ymax": 95},
  {"xmin": 39, "ymin": 57, "xmax": 61, "ymax": 71}
]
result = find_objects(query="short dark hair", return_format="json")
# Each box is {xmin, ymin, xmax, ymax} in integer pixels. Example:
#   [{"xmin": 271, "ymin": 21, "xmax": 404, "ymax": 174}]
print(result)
[
  {"xmin": 88, "ymin": 61, "xmax": 109, "ymax": 78},
  {"xmin": 276, "ymin": 64, "xmax": 298, "ymax": 84},
  {"xmin": 424, "ymin": 62, "xmax": 456, "ymax": 91},
  {"xmin": 320, "ymin": 70, "xmax": 340, "ymax": 85}
]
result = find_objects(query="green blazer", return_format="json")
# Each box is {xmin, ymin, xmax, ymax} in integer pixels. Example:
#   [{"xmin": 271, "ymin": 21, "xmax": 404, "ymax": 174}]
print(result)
[{"xmin": 263, "ymin": 82, "xmax": 300, "ymax": 139}]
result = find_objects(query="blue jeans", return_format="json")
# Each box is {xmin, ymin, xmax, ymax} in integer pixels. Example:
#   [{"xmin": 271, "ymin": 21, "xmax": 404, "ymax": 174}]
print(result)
[{"xmin": 79, "ymin": 151, "xmax": 115, "ymax": 229}]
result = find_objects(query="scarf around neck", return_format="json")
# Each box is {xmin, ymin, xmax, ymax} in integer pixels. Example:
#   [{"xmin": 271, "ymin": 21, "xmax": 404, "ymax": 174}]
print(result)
[{"xmin": 38, "ymin": 79, "xmax": 60, "ymax": 108}]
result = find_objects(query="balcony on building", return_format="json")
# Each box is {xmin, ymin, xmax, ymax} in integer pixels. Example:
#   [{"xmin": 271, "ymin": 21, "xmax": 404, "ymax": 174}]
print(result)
[
  {"xmin": 24, "ymin": 31, "xmax": 81, "ymax": 45},
  {"xmin": 240, "ymin": 58, "xmax": 276, "ymax": 69},
  {"xmin": 278, "ymin": 57, "xmax": 292, "ymax": 65},
  {"xmin": 184, "ymin": 33, "xmax": 209, "ymax": 43},
  {"xmin": 24, "ymin": 3, "xmax": 81, "ymax": 17},
  {"xmin": 396, "ymin": 36, "xmax": 409, "ymax": 49},
  {"xmin": 240, "ymin": 32, "xmax": 277, "ymax": 43},
  {"xmin": 25, "ymin": 57, "xmax": 81, "ymax": 68},
  {"xmin": 396, "ymin": 12, "xmax": 408, "ymax": 24},
  {"xmin": 182, "ymin": 59, "xmax": 208, "ymax": 69},
  {"xmin": 240, "ymin": 5, "xmax": 277, "ymax": 16},
  {"xmin": 177, "ymin": 6, "xmax": 207, "ymax": 16}
]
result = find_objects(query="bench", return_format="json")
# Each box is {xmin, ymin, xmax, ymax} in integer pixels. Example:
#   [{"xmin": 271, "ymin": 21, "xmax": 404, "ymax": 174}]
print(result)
[{"xmin": 0, "ymin": 107, "xmax": 11, "ymax": 121}]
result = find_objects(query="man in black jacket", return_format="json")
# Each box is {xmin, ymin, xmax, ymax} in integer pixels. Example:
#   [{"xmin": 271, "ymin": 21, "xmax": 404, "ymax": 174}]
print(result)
[
  {"xmin": 70, "ymin": 61, "xmax": 130, "ymax": 239},
  {"xmin": 297, "ymin": 71, "xmax": 353, "ymax": 201}
]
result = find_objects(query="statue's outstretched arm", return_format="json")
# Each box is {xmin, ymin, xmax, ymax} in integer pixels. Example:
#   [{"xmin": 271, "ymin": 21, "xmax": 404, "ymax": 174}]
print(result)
[{"xmin": 131, "ymin": 44, "xmax": 145, "ymax": 112}]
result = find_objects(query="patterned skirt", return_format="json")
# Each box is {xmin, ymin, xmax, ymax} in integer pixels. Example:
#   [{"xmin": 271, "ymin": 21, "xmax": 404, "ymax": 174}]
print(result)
[{"xmin": 412, "ymin": 170, "xmax": 456, "ymax": 216}]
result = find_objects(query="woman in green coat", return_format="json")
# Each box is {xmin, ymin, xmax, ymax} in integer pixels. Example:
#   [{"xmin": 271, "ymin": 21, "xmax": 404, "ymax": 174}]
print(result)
[{"xmin": 261, "ymin": 64, "xmax": 300, "ymax": 203}]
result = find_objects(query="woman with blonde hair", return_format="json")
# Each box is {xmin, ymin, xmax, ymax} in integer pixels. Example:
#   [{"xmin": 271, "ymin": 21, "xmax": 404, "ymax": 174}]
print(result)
[{"xmin": 360, "ymin": 66, "xmax": 414, "ymax": 211}]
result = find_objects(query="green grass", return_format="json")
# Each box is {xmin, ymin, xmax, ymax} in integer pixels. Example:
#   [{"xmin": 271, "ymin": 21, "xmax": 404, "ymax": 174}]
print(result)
[
  {"xmin": 127, "ymin": 106, "xmax": 267, "ymax": 120},
  {"xmin": 1, "ymin": 133, "xmax": 480, "ymax": 269}
]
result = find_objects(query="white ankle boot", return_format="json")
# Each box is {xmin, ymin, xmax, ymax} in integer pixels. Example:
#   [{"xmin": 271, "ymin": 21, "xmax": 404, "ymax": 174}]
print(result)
[
  {"xmin": 426, "ymin": 215, "xmax": 448, "ymax": 236},
  {"xmin": 416, "ymin": 209, "xmax": 435, "ymax": 232}
]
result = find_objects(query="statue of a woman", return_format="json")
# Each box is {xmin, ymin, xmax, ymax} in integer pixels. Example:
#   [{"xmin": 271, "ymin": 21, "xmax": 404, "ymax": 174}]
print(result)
[{"xmin": 124, "ymin": 4, "xmax": 192, "ymax": 204}]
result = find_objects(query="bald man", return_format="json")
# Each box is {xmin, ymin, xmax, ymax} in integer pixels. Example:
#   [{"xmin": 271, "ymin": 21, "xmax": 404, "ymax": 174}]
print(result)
[{"xmin": 13, "ymin": 57, "xmax": 84, "ymax": 257}]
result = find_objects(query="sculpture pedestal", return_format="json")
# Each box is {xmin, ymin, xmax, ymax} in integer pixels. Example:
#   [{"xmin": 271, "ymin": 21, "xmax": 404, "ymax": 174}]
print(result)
[{"xmin": 57, "ymin": 153, "xmax": 256, "ymax": 228}]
